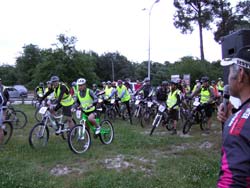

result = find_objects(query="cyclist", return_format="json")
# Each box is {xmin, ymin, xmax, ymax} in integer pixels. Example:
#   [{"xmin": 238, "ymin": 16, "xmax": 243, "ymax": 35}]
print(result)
[
  {"xmin": 34, "ymin": 82, "xmax": 44, "ymax": 99},
  {"xmin": 74, "ymin": 78, "xmax": 100, "ymax": 134},
  {"xmin": 92, "ymin": 83, "xmax": 100, "ymax": 96},
  {"xmin": 167, "ymin": 81, "xmax": 181, "ymax": 135},
  {"xmin": 70, "ymin": 81, "xmax": 77, "ymax": 99},
  {"xmin": 134, "ymin": 77, "xmax": 154, "ymax": 99},
  {"xmin": 189, "ymin": 76, "xmax": 215, "ymax": 133},
  {"xmin": 191, "ymin": 79, "xmax": 201, "ymax": 93},
  {"xmin": 217, "ymin": 77, "xmax": 224, "ymax": 96},
  {"xmin": 116, "ymin": 80, "xmax": 133, "ymax": 124},
  {"xmin": 104, "ymin": 81, "xmax": 116, "ymax": 101},
  {"xmin": 44, "ymin": 81, "xmax": 54, "ymax": 101},
  {"xmin": 155, "ymin": 80, "xmax": 169, "ymax": 105},
  {"xmin": 41, "ymin": 76, "xmax": 75, "ymax": 134}
]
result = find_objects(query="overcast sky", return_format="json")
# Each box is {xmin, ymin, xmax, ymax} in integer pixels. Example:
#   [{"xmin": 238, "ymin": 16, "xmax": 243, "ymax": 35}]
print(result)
[{"xmin": 0, "ymin": 0, "xmax": 238, "ymax": 65}]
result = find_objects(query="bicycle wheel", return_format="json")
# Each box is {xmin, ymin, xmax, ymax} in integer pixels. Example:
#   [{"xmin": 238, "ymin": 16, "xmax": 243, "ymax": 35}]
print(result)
[
  {"xmin": 1, "ymin": 121, "xmax": 13, "ymax": 145},
  {"xmin": 61, "ymin": 118, "xmax": 77, "ymax": 140},
  {"xmin": 105, "ymin": 108, "xmax": 116, "ymax": 121},
  {"xmin": 29, "ymin": 123, "xmax": 49, "ymax": 149},
  {"xmin": 34, "ymin": 107, "xmax": 43, "ymax": 122},
  {"xmin": 150, "ymin": 115, "xmax": 161, "ymax": 136},
  {"xmin": 132, "ymin": 107, "xmax": 142, "ymax": 125},
  {"xmin": 140, "ymin": 111, "xmax": 152, "ymax": 128},
  {"xmin": 68, "ymin": 124, "xmax": 91, "ymax": 154},
  {"xmin": 199, "ymin": 112, "xmax": 208, "ymax": 131},
  {"xmin": 99, "ymin": 120, "xmax": 114, "ymax": 144},
  {"xmin": 182, "ymin": 120, "xmax": 192, "ymax": 134},
  {"xmin": 8, "ymin": 110, "xmax": 28, "ymax": 129},
  {"xmin": 166, "ymin": 118, "xmax": 174, "ymax": 131}
]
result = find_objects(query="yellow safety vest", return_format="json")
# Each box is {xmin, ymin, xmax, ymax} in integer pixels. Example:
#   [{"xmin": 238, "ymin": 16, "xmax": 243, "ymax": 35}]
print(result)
[
  {"xmin": 116, "ymin": 85, "xmax": 131, "ymax": 102},
  {"xmin": 167, "ymin": 89, "xmax": 179, "ymax": 109},
  {"xmin": 54, "ymin": 84, "xmax": 74, "ymax": 106},
  {"xmin": 105, "ymin": 87, "xmax": 113, "ymax": 98},
  {"xmin": 217, "ymin": 81, "xmax": 224, "ymax": 91},
  {"xmin": 77, "ymin": 88, "xmax": 95, "ymax": 113},
  {"xmin": 200, "ymin": 87, "xmax": 211, "ymax": 104}
]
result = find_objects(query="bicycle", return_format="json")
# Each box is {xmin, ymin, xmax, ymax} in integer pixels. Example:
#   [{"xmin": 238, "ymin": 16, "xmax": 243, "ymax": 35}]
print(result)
[
  {"xmin": 4, "ymin": 103, "xmax": 28, "ymax": 129},
  {"xmin": 29, "ymin": 105, "xmax": 76, "ymax": 149},
  {"xmin": 68, "ymin": 106, "xmax": 114, "ymax": 154},
  {"xmin": 182, "ymin": 100, "xmax": 208, "ymax": 134},
  {"xmin": 150, "ymin": 101, "xmax": 175, "ymax": 136}
]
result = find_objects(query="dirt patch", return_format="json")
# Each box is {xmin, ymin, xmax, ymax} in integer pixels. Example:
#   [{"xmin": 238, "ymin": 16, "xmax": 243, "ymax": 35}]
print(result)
[
  {"xmin": 103, "ymin": 154, "xmax": 156, "ymax": 175},
  {"xmin": 50, "ymin": 164, "xmax": 85, "ymax": 176}
]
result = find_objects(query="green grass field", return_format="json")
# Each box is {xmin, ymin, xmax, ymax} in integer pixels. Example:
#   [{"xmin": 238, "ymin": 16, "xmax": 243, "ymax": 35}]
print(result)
[{"xmin": 0, "ymin": 104, "xmax": 222, "ymax": 188}]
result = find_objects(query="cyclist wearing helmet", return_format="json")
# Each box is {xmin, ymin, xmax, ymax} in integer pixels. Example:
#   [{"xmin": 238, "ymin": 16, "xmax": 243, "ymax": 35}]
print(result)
[
  {"xmin": 134, "ymin": 77, "xmax": 154, "ymax": 99},
  {"xmin": 70, "ymin": 81, "xmax": 78, "ymax": 98},
  {"xmin": 41, "ymin": 76, "xmax": 75, "ymax": 134},
  {"xmin": 116, "ymin": 80, "xmax": 133, "ymax": 124},
  {"xmin": 190, "ymin": 76, "xmax": 215, "ymax": 133},
  {"xmin": 45, "ymin": 81, "xmax": 54, "ymax": 101},
  {"xmin": 104, "ymin": 81, "xmax": 116, "ymax": 101},
  {"xmin": 156, "ymin": 81, "xmax": 169, "ymax": 105},
  {"xmin": 34, "ymin": 82, "xmax": 44, "ymax": 99},
  {"xmin": 74, "ymin": 78, "xmax": 100, "ymax": 134}
]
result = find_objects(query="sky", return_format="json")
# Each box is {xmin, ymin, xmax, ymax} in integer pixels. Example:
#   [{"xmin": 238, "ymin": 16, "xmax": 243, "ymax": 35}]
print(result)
[{"xmin": 0, "ymin": 0, "xmax": 238, "ymax": 65}]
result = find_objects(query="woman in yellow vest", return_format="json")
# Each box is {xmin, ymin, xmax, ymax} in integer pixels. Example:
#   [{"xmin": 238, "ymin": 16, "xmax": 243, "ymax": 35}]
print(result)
[
  {"xmin": 167, "ymin": 81, "xmax": 181, "ymax": 135},
  {"xmin": 116, "ymin": 80, "xmax": 132, "ymax": 124},
  {"xmin": 75, "ymin": 78, "xmax": 100, "ymax": 134},
  {"xmin": 41, "ymin": 76, "xmax": 75, "ymax": 134}
]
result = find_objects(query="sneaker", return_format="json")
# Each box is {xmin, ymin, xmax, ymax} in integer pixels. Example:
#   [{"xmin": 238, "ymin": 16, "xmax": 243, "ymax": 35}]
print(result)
[
  {"xmin": 55, "ymin": 126, "xmax": 62, "ymax": 135},
  {"xmin": 170, "ymin": 129, "xmax": 177, "ymax": 135},
  {"xmin": 95, "ymin": 126, "xmax": 101, "ymax": 135}
]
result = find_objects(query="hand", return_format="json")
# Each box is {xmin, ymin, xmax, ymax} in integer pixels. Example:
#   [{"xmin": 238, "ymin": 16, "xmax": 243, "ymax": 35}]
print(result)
[{"xmin": 217, "ymin": 102, "xmax": 233, "ymax": 123}]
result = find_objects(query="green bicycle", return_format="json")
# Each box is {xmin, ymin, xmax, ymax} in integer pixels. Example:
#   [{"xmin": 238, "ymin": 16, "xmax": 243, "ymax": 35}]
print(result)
[{"xmin": 68, "ymin": 106, "xmax": 114, "ymax": 154}]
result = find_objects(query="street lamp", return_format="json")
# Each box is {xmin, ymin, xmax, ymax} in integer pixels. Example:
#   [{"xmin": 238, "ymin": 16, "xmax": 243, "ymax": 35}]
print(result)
[{"xmin": 143, "ymin": 0, "xmax": 160, "ymax": 80}]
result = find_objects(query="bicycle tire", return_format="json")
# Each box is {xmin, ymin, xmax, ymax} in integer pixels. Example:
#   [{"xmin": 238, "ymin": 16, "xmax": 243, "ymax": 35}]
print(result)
[
  {"xmin": 68, "ymin": 124, "xmax": 91, "ymax": 154},
  {"xmin": 140, "ymin": 111, "xmax": 152, "ymax": 128},
  {"xmin": 29, "ymin": 123, "xmax": 49, "ymax": 149},
  {"xmin": 99, "ymin": 120, "xmax": 114, "ymax": 145},
  {"xmin": 132, "ymin": 107, "xmax": 142, "ymax": 125},
  {"xmin": 166, "ymin": 118, "xmax": 174, "ymax": 131},
  {"xmin": 199, "ymin": 112, "xmax": 208, "ymax": 131},
  {"xmin": 1, "ymin": 121, "xmax": 13, "ymax": 145},
  {"xmin": 105, "ymin": 108, "xmax": 116, "ymax": 121},
  {"xmin": 150, "ymin": 115, "xmax": 161, "ymax": 136},
  {"xmin": 8, "ymin": 110, "xmax": 28, "ymax": 129},
  {"xmin": 182, "ymin": 120, "xmax": 192, "ymax": 134}
]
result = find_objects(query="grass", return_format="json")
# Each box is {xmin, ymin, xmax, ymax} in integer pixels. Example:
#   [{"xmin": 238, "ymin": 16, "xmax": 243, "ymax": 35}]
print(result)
[{"xmin": 0, "ymin": 104, "xmax": 222, "ymax": 188}]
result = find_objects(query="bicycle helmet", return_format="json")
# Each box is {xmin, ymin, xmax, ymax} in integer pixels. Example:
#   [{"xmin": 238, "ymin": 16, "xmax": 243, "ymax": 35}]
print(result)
[
  {"xmin": 201, "ymin": 76, "xmax": 209, "ymax": 83},
  {"xmin": 170, "ymin": 80, "xmax": 178, "ymax": 85},
  {"xmin": 117, "ymin": 80, "xmax": 123, "ymax": 84},
  {"xmin": 39, "ymin": 82, "xmax": 44, "ymax": 87},
  {"xmin": 162, "ymin": 80, "xmax": 168, "ymax": 86},
  {"xmin": 50, "ymin": 75, "xmax": 60, "ymax": 82},
  {"xmin": 46, "ymin": 81, "xmax": 51, "ymax": 85},
  {"xmin": 106, "ymin": 81, "xmax": 112, "ymax": 85},
  {"xmin": 71, "ymin": 81, "xmax": 76, "ymax": 87},
  {"xmin": 77, "ymin": 78, "xmax": 86, "ymax": 85},
  {"xmin": 92, "ymin": 83, "xmax": 97, "ymax": 87}
]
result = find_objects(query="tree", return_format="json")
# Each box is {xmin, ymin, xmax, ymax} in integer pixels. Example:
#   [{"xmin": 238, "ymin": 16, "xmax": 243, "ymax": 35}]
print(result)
[
  {"xmin": 213, "ymin": 0, "xmax": 250, "ymax": 43},
  {"xmin": 173, "ymin": 0, "xmax": 216, "ymax": 61}
]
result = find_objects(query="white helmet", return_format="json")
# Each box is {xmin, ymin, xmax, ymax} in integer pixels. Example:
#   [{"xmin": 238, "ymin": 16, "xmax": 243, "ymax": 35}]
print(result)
[{"xmin": 77, "ymin": 78, "xmax": 86, "ymax": 85}]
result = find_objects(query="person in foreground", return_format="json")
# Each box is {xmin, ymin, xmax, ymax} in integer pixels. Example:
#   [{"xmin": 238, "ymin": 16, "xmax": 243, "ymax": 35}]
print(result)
[{"xmin": 217, "ymin": 45, "xmax": 250, "ymax": 187}]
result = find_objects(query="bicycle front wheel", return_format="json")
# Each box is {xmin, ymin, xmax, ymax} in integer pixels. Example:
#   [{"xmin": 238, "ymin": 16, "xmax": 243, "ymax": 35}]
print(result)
[
  {"xmin": 99, "ymin": 120, "xmax": 114, "ymax": 145},
  {"xmin": 68, "ymin": 124, "xmax": 91, "ymax": 154},
  {"xmin": 9, "ymin": 110, "xmax": 28, "ymax": 129},
  {"xmin": 182, "ymin": 120, "xmax": 192, "ymax": 134},
  {"xmin": 29, "ymin": 123, "xmax": 49, "ymax": 149},
  {"xmin": 150, "ymin": 115, "xmax": 161, "ymax": 136},
  {"xmin": 1, "ymin": 121, "xmax": 13, "ymax": 145}
]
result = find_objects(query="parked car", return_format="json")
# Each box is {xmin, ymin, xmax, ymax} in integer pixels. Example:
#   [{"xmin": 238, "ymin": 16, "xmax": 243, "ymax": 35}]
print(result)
[
  {"xmin": 5, "ymin": 86, "xmax": 20, "ymax": 98},
  {"xmin": 13, "ymin": 85, "xmax": 28, "ymax": 98}
]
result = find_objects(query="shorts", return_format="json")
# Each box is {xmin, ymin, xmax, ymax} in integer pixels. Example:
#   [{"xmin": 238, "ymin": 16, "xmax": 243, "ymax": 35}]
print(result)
[
  {"xmin": 62, "ymin": 105, "xmax": 73, "ymax": 117},
  {"xmin": 198, "ymin": 103, "xmax": 213, "ymax": 118},
  {"xmin": 169, "ymin": 109, "xmax": 179, "ymax": 121}
]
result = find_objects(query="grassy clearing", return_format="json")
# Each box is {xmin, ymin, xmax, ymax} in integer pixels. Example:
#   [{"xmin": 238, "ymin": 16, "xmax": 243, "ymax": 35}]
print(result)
[{"xmin": 0, "ymin": 104, "xmax": 221, "ymax": 188}]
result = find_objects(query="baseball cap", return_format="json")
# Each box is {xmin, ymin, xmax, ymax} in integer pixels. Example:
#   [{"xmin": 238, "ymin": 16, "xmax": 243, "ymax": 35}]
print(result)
[{"xmin": 221, "ymin": 45, "xmax": 250, "ymax": 69}]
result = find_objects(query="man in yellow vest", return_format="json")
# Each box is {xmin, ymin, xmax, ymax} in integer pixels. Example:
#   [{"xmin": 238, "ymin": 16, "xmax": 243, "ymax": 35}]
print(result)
[
  {"xmin": 116, "ymin": 80, "xmax": 132, "ymax": 124},
  {"xmin": 167, "ymin": 81, "xmax": 181, "ymax": 135},
  {"xmin": 75, "ymin": 78, "xmax": 100, "ymax": 134},
  {"xmin": 217, "ymin": 77, "xmax": 224, "ymax": 96},
  {"xmin": 35, "ymin": 82, "xmax": 44, "ymax": 99},
  {"xmin": 190, "ymin": 76, "xmax": 215, "ymax": 134},
  {"xmin": 41, "ymin": 76, "xmax": 75, "ymax": 134}
]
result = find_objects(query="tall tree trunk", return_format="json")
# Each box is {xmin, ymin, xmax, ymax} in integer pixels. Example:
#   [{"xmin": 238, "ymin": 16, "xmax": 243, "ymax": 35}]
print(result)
[{"xmin": 198, "ymin": 21, "xmax": 205, "ymax": 61}]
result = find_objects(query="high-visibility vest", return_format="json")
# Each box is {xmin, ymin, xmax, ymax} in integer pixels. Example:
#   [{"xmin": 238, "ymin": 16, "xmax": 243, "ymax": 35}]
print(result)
[
  {"xmin": 77, "ymin": 88, "xmax": 95, "ymax": 113},
  {"xmin": 200, "ymin": 87, "xmax": 211, "ymax": 104},
  {"xmin": 217, "ymin": 81, "xmax": 224, "ymax": 91},
  {"xmin": 167, "ymin": 89, "xmax": 180, "ymax": 109},
  {"xmin": 54, "ymin": 83, "xmax": 74, "ymax": 106},
  {"xmin": 116, "ymin": 85, "xmax": 130, "ymax": 102}
]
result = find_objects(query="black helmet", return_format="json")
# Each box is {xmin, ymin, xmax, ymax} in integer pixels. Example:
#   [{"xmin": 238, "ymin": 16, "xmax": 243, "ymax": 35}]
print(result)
[
  {"xmin": 50, "ymin": 76, "xmax": 59, "ymax": 82},
  {"xmin": 107, "ymin": 81, "xmax": 112, "ymax": 85},
  {"xmin": 92, "ymin": 83, "xmax": 97, "ymax": 87},
  {"xmin": 170, "ymin": 80, "xmax": 178, "ymax": 85},
  {"xmin": 161, "ymin": 80, "xmax": 168, "ymax": 86},
  {"xmin": 201, "ymin": 76, "xmax": 209, "ymax": 83},
  {"xmin": 39, "ymin": 82, "xmax": 44, "ymax": 87}
]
